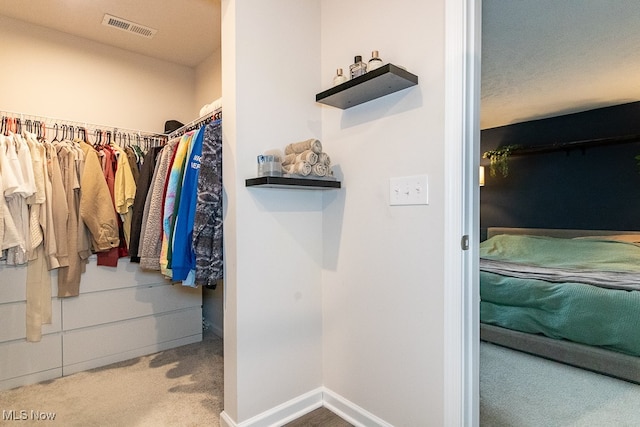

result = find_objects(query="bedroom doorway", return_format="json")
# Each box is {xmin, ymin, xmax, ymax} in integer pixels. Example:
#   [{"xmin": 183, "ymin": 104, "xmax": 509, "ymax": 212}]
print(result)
[
  {"xmin": 478, "ymin": 1, "xmax": 640, "ymax": 425},
  {"xmin": 443, "ymin": 0, "xmax": 481, "ymax": 425}
]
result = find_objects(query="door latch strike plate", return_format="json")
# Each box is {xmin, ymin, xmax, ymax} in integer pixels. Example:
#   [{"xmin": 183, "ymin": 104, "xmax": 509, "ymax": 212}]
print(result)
[{"xmin": 461, "ymin": 235, "xmax": 469, "ymax": 250}]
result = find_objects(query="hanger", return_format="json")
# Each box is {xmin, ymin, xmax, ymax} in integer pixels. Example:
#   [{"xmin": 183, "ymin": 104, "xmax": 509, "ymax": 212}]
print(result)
[
  {"xmin": 36, "ymin": 121, "xmax": 46, "ymax": 141},
  {"xmin": 52, "ymin": 124, "xmax": 59, "ymax": 142},
  {"xmin": 93, "ymin": 129, "xmax": 102, "ymax": 147},
  {"xmin": 4, "ymin": 117, "xmax": 16, "ymax": 134}
]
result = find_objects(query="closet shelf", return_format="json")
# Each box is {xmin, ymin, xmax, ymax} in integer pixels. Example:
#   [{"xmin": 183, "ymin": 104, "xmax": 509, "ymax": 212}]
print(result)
[
  {"xmin": 315, "ymin": 64, "xmax": 418, "ymax": 109},
  {"xmin": 245, "ymin": 176, "xmax": 341, "ymax": 190}
]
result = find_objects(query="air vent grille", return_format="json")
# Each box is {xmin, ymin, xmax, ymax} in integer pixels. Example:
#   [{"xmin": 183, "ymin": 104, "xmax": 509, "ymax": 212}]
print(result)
[{"xmin": 101, "ymin": 14, "xmax": 157, "ymax": 39}]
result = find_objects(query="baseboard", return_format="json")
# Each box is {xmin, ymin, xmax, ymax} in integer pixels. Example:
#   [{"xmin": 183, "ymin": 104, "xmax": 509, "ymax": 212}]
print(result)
[
  {"xmin": 202, "ymin": 319, "xmax": 223, "ymax": 338},
  {"xmin": 322, "ymin": 388, "xmax": 393, "ymax": 427},
  {"xmin": 219, "ymin": 387, "xmax": 392, "ymax": 427},
  {"xmin": 220, "ymin": 387, "xmax": 323, "ymax": 427}
]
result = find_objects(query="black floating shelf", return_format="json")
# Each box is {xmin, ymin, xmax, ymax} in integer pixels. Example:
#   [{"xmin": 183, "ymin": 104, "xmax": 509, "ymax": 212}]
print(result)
[
  {"xmin": 316, "ymin": 63, "xmax": 418, "ymax": 109},
  {"xmin": 245, "ymin": 176, "xmax": 341, "ymax": 190}
]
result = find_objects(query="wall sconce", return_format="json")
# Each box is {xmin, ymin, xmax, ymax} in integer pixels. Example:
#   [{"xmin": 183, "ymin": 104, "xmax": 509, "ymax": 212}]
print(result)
[{"xmin": 479, "ymin": 166, "xmax": 485, "ymax": 187}]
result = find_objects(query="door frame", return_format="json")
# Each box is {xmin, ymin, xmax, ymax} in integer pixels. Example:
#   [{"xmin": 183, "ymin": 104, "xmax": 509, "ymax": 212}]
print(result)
[{"xmin": 443, "ymin": 0, "xmax": 481, "ymax": 425}]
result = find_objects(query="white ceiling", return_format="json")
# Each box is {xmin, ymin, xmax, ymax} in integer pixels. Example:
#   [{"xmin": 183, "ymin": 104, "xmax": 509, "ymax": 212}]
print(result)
[
  {"xmin": 482, "ymin": 0, "xmax": 640, "ymax": 129},
  {"xmin": 1, "ymin": 1, "xmax": 638, "ymax": 130},
  {"xmin": 0, "ymin": 0, "xmax": 221, "ymax": 68}
]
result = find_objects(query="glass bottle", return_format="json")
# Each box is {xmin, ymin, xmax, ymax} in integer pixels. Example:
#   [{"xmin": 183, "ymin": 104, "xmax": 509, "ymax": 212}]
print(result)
[
  {"xmin": 349, "ymin": 55, "xmax": 367, "ymax": 79},
  {"xmin": 333, "ymin": 68, "xmax": 348, "ymax": 86},
  {"xmin": 367, "ymin": 50, "xmax": 383, "ymax": 72}
]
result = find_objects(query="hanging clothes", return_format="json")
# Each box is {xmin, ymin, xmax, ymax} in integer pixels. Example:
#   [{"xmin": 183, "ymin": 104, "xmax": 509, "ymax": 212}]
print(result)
[
  {"xmin": 44, "ymin": 140, "xmax": 69, "ymax": 269},
  {"xmin": 77, "ymin": 139, "xmax": 120, "ymax": 270},
  {"xmin": 3, "ymin": 133, "xmax": 34, "ymax": 264},
  {"xmin": 112, "ymin": 144, "xmax": 137, "ymax": 247},
  {"xmin": 0, "ymin": 112, "xmax": 164, "ymax": 342},
  {"xmin": 55, "ymin": 140, "xmax": 84, "ymax": 297},
  {"xmin": 123, "ymin": 146, "xmax": 140, "ymax": 185},
  {"xmin": 159, "ymin": 132, "xmax": 194, "ymax": 278},
  {"xmin": 129, "ymin": 145, "xmax": 162, "ymax": 263},
  {"xmin": 192, "ymin": 120, "xmax": 223, "ymax": 288},
  {"xmin": 0, "ymin": 134, "xmax": 23, "ymax": 253},
  {"xmin": 96, "ymin": 143, "xmax": 122, "ymax": 267},
  {"xmin": 171, "ymin": 127, "xmax": 205, "ymax": 284},
  {"xmin": 139, "ymin": 137, "xmax": 179, "ymax": 270},
  {"xmin": 24, "ymin": 132, "xmax": 52, "ymax": 341}
]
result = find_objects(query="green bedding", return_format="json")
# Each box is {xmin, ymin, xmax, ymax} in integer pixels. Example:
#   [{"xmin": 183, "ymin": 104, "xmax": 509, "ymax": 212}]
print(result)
[
  {"xmin": 480, "ymin": 234, "xmax": 640, "ymax": 272},
  {"xmin": 480, "ymin": 234, "xmax": 640, "ymax": 357}
]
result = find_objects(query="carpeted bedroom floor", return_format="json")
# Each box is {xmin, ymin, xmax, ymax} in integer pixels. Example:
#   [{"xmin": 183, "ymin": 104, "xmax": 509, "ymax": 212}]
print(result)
[{"xmin": 481, "ymin": 341, "xmax": 640, "ymax": 426}]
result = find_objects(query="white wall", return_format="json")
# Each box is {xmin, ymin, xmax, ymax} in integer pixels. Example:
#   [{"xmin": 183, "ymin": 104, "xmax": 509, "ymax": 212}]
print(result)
[
  {"xmin": 195, "ymin": 49, "xmax": 223, "ymax": 114},
  {"xmin": 320, "ymin": 1, "xmax": 446, "ymax": 425},
  {"xmin": 222, "ymin": 0, "xmax": 323, "ymax": 423},
  {"xmin": 0, "ymin": 15, "xmax": 196, "ymax": 132},
  {"xmin": 222, "ymin": 0, "xmax": 448, "ymax": 425},
  {"xmin": 203, "ymin": 282, "xmax": 224, "ymax": 338}
]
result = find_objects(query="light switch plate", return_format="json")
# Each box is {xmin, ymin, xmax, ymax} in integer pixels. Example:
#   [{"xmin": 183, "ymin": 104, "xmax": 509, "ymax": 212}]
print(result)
[{"xmin": 389, "ymin": 174, "xmax": 428, "ymax": 206}]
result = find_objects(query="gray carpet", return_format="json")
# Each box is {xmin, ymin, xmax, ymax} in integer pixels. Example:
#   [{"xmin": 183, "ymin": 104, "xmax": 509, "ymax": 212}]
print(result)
[
  {"xmin": 481, "ymin": 341, "xmax": 640, "ymax": 426},
  {"xmin": 14, "ymin": 333, "xmax": 637, "ymax": 426},
  {"xmin": 0, "ymin": 330, "xmax": 224, "ymax": 426}
]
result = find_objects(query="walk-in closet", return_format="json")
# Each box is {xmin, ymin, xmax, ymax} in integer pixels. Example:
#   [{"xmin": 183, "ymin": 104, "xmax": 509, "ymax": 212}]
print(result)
[{"xmin": 0, "ymin": 0, "xmax": 223, "ymax": 395}]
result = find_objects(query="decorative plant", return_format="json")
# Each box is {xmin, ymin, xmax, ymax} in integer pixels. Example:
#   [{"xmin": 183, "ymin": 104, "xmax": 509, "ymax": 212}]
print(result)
[
  {"xmin": 635, "ymin": 154, "xmax": 640, "ymax": 173},
  {"xmin": 482, "ymin": 145, "xmax": 520, "ymax": 178}
]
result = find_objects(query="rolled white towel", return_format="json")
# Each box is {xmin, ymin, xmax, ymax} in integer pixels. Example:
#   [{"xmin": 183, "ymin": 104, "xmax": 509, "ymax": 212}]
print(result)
[
  {"xmin": 295, "ymin": 162, "xmax": 312, "ymax": 176},
  {"xmin": 285, "ymin": 138, "xmax": 322, "ymax": 155},
  {"xmin": 282, "ymin": 162, "xmax": 312, "ymax": 176},
  {"xmin": 318, "ymin": 152, "xmax": 331, "ymax": 166},
  {"xmin": 311, "ymin": 163, "xmax": 328, "ymax": 177},
  {"xmin": 295, "ymin": 150, "xmax": 318, "ymax": 165},
  {"xmin": 282, "ymin": 153, "xmax": 297, "ymax": 166}
]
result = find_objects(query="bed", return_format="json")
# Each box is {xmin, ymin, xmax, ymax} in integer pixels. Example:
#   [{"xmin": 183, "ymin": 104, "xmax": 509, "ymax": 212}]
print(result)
[{"xmin": 480, "ymin": 227, "xmax": 640, "ymax": 383}]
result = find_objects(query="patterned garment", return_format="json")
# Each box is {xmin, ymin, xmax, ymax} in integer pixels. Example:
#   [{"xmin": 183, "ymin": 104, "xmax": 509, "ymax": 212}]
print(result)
[{"xmin": 193, "ymin": 120, "xmax": 223, "ymax": 288}]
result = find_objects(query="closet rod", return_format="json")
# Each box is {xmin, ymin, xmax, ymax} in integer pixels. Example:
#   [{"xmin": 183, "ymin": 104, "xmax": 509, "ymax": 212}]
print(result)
[
  {"xmin": 0, "ymin": 109, "xmax": 166, "ymax": 140},
  {"xmin": 167, "ymin": 108, "xmax": 221, "ymax": 140},
  {"xmin": 508, "ymin": 134, "xmax": 640, "ymax": 156}
]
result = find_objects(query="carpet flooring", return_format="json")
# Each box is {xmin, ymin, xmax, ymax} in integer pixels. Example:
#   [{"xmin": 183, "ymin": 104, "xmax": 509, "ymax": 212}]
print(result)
[
  {"xmin": 1, "ymin": 331, "xmax": 224, "ymax": 426},
  {"xmin": 0, "ymin": 331, "xmax": 352, "ymax": 427},
  {"xmin": 481, "ymin": 341, "xmax": 640, "ymax": 426}
]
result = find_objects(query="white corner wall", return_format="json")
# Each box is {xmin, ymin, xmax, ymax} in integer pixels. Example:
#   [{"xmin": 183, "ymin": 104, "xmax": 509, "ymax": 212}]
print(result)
[
  {"xmin": 319, "ymin": 1, "xmax": 446, "ymax": 426},
  {"xmin": 0, "ymin": 15, "xmax": 196, "ymax": 131},
  {"xmin": 222, "ymin": 0, "xmax": 448, "ymax": 425},
  {"xmin": 195, "ymin": 49, "xmax": 222, "ymax": 113},
  {"xmin": 222, "ymin": 0, "xmax": 323, "ymax": 424}
]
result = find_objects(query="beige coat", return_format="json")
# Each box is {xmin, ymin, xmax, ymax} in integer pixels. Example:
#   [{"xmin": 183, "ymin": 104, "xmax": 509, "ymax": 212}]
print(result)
[{"xmin": 78, "ymin": 141, "xmax": 119, "ymax": 252}]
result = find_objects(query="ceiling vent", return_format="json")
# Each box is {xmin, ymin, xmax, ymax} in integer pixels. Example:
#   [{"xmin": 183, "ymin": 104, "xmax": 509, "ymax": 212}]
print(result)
[{"xmin": 101, "ymin": 14, "xmax": 157, "ymax": 39}]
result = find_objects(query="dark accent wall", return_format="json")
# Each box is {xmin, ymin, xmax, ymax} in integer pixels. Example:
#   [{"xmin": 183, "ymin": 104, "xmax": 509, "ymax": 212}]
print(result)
[{"xmin": 480, "ymin": 101, "xmax": 640, "ymax": 239}]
